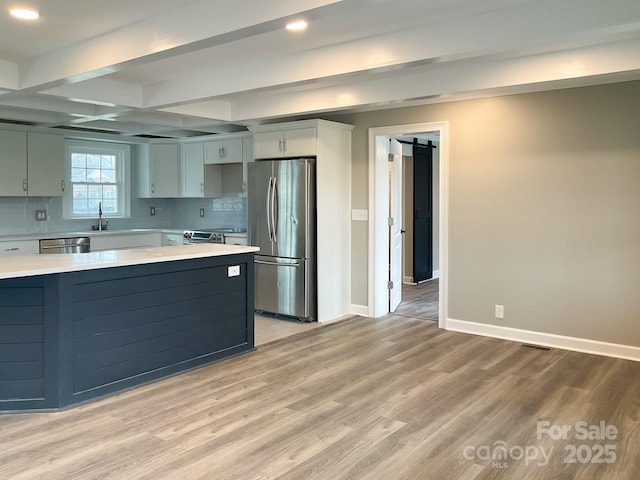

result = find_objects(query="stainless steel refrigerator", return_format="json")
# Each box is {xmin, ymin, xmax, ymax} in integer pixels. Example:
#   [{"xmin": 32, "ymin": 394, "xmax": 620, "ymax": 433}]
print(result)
[{"xmin": 248, "ymin": 158, "xmax": 316, "ymax": 321}]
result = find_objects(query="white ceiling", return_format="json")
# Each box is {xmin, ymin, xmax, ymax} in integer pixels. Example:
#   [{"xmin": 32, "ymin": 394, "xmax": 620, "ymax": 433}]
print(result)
[{"xmin": 1, "ymin": 0, "xmax": 639, "ymax": 138}]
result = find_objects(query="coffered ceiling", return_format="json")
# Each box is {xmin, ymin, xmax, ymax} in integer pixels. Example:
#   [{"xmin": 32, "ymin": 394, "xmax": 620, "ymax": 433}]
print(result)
[{"xmin": 1, "ymin": 0, "xmax": 639, "ymax": 138}]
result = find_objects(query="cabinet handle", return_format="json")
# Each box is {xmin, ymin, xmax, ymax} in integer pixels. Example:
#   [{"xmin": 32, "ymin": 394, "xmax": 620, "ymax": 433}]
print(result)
[
  {"xmin": 219, "ymin": 146, "xmax": 223, "ymax": 158},
  {"xmin": 61, "ymin": 180, "xmax": 65, "ymax": 192},
  {"xmin": 283, "ymin": 139, "xmax": 287, "ymax": 152},
  {"xmin": 23, "ymin": 179, "xmax": 27, "ymax": 192},
  {"xmin": 200, "ymin": 182, "xmax": 204, "ymax": 193},
  {"xmin": 278, "ymin": 140, "xmax": 283, "ymax": 152},
  {"xmin": 151, "ymin": 183, "xmax": 155, "ymax": 194}
]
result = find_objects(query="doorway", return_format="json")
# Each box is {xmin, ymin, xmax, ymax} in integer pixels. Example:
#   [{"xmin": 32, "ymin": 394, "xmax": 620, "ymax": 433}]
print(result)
[{"xmin": 367, "ymin": 122, "xmax": 449, "ymax": 329}]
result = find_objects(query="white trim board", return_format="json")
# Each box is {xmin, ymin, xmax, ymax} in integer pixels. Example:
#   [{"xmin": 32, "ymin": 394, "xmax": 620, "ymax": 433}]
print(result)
[
  {"xmin": 367, "ymin": 121, "xmax": 449, "ymax": 329},
  {"xmin": 350, "ymin": 304, "xmax": 369, "ymax": 317},
  {"xmin": 447, "ymin": 318, "xmax": 640, "ymax": 363}
]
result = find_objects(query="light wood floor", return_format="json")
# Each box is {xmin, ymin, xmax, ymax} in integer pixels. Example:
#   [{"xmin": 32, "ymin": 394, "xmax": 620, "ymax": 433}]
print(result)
[
  {"xmin": 1, "ymin": 315, "xmax": 638, "ymax": 479},
  {"xmin": 254, "ymin": 314, "xmax": 323, "ymax": 346},
  {"xmin": 395, "ymin": 278, "xmax": 439, "ymax": 320}
]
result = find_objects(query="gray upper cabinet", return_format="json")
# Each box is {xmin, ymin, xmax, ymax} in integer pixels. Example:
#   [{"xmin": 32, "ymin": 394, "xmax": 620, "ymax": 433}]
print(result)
[{"xmin": 0, "ymin": 130, "xmax": 65, "ymax": 197}]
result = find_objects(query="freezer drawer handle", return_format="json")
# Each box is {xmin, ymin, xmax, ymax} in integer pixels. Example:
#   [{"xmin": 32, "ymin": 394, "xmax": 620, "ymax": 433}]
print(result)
[{"xmin": 255, "ymin": 260, "xmax": 300, "ymax": 267}]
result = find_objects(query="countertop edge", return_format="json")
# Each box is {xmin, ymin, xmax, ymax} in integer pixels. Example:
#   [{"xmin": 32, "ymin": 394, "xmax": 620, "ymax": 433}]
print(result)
[{"xmin": 0, "ymin": 244, "xmax": 259, "ymax": 280}]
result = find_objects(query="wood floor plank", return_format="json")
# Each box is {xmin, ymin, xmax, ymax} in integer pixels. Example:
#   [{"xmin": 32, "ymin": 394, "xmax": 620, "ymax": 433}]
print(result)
[{"xmin": 1, "ymin": 315, "xmax": 638, "ymax": 479}]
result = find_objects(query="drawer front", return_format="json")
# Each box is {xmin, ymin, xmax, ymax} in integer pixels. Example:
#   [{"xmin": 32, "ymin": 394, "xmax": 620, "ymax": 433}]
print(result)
[{"xmin": 0, "ymin": 240, "xmax": 39, "ymax": 256}]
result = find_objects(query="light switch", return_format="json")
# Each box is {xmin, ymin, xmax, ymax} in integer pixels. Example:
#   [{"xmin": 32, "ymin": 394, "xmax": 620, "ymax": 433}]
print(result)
[{"xmin": 352, "ymin": 209, "xmax": 368, "ymax": 221}]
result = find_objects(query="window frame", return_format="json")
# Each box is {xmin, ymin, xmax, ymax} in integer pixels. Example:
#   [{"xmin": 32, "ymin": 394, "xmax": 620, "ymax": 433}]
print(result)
[{"xmin": 63, "ymin": 139, "xmax": 131, "ymax": 220}]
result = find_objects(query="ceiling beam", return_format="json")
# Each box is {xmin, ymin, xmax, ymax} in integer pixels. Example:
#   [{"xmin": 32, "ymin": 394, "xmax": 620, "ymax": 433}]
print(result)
[
  {"xmin": 140, "ymin": 0, "xmax": 640, "ymax": 109},
  {"xmin": 225, "ymin": 37, "xmax": 640, "ymax": 121},
  {"xmin": 16, "ymin": 0, "xmax": 344, "ymax": 92}
]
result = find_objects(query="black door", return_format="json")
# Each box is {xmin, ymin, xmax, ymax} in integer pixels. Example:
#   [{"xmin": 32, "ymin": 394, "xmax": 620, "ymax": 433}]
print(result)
[{"xmin": 413, "ymin": 141, "xmax": 434, "ymax": 282}]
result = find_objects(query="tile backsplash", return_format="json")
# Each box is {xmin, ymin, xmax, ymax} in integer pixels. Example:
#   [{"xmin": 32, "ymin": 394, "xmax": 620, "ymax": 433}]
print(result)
[{"xmin": 0, "ymin": 195, "xmax": 247, "ymax": 236}]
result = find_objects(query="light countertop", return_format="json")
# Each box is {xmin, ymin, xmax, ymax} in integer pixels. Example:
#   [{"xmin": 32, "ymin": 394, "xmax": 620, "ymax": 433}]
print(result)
[
  {"xmin": 0, "ymin": 243, "xmax": 259, "ymax": 280},
  {"xmin": 0, "ymin": 228, "xmax": 183, "ymax": 242}
]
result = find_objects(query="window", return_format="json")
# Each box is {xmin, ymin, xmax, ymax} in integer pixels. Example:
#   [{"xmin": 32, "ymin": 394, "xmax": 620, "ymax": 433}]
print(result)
[{"xmin": 63, "ymin": 140, "xmax": 130, "ymax": 219}]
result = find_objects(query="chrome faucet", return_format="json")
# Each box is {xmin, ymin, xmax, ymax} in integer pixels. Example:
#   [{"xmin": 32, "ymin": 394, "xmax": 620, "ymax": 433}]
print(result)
[{"xmin": 92, "ymin": 202, "xmax": 108, "ymax": 231}]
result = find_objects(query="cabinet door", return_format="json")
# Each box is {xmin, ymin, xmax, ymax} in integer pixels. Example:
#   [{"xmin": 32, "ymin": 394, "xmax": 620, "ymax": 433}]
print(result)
[
  {"xmin": 221, "ymin": 138, "xmax": 243, "ymax": 163},
  {"xmin": 91, "ymin": 233, "xmax": 162, "ymax": 251},
  {"xmin": 151, "ymin": 144, "xmax": 179, "ymax": 197},
  {"xmin": 0, "ymin": 130, "xmax": 27, "ymax": 197},
  {"xmin": 283, "ymin": 127, "xmax": 316, "ymax": 157},
  {"xmin": 253, "ymin": 131, "xmax": 284, "ymax": 159},
  {"xmin": 242, "ymin": 136, "xmax": 253, "ymax": 192},
  {"xmin": 162, "ymin": 233, "xmax": 183, "ymax": 246},
  {"xmin": 204, "ymin": 140, "xmax": 223, "ymax": 164},
  {"xmin": 181, "ymin": 142, "xmax": 204, "ymax": 197},
  {"xmin": 27, "ymin": 133, "xmax": 65, "ymax": 197}
]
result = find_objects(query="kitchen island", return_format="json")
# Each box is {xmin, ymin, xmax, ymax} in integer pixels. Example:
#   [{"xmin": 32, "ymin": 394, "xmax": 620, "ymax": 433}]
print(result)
[{"xmin": 0, "ymin": 244, "xmax": 258, "ymax": 411}]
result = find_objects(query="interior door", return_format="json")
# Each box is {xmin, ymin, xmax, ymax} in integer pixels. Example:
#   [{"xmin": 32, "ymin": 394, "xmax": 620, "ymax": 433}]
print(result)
[
  {"xmin": 389, "ymin": 138, "xmax": 403, "ymax": 312},
  {"xmin": 413, "ymin": 142, "xmax": 433, "ymax": 282}
]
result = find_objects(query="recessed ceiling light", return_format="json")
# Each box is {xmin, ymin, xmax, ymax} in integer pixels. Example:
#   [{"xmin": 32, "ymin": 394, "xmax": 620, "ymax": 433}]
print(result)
[
  {"xmin": 286, "ymin": 20, "xmax": 307, "ymax": 32},
  {"xmin": 9, "ymin": 7, "xmax": 40, "ymax": 20}
]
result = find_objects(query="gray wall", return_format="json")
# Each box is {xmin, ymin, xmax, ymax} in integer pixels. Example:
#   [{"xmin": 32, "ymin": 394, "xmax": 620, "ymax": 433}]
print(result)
[{"xmin": 328, "ymin": 80, "xmax": 640, "ymax": 347}]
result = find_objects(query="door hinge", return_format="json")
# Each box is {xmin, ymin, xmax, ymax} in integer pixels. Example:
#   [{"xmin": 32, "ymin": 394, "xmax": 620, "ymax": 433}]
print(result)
[
  {"xmin": 388, "ymin": 153, "xmax": 394, "ymax": 162},
  {"xmin": 388, "ymin": 217, "xmax": 394, "ymax": 226},
  {"xmin": 387, "ymin": 281, "xmax": 394, "ymax": 290}
]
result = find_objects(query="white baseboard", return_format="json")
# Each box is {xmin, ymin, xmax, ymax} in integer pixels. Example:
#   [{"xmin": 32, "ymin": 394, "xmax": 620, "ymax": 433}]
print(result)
[
  {"xmin": 403, "ymin": 276, "xmax": 414, "ymax": 284},
  {"xmin": 350, "ymin": 304, "xmax": 369, "ymax": 317},
  {"xmin": 446, "ymin": 318, "xmax": 640, "ymax": 363},
  {"xmin": 432, "ymin": 269, "xmax": 440, "ymax": 279}
]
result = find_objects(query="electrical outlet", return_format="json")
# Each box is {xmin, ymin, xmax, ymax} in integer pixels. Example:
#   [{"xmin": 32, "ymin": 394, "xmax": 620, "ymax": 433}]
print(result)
[
  {"xmin": 228, "ymin": 265, "xmax": 240, "ymax": 277},
  {"xmin": 495, "ymin": 304, "xmax": 504, "ymax": 320},
  {"xmin": 35, "ymin": 210, "xmax": 47, "ymax": 221},
  {"xmin": 200, "ymin": 208, "xmax": 205, "ymax": 217},
  {"xmin": 150, "ymin": 206, "xmax": 155, "ymax": 216}
]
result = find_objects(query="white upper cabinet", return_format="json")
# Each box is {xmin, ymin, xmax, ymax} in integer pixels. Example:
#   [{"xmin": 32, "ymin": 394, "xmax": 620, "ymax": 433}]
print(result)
[
  {"xmin": 251, "ymin": 126, "xmax": 316, "ymax": 159},
  {"xmin": 181, "ymin": 142, "xmax": 205, "ymax": 197},
  {"xmin": 0, "ymin": 130, "xmax": 27, "ymax": 196},
  {"xmin": 137, "ymin": 143, "xmax": 180, "ymax": 197},
  {"xmin": 27, "ymin": 132, "xmax": 65, "ymax": 197},
  {"xmin": 0, "ymin": 130, "xmax": 65, "ymax": 197},
  {"xmin": 205, "ymin": 137, "xmax": 243, "ymax": 164}
]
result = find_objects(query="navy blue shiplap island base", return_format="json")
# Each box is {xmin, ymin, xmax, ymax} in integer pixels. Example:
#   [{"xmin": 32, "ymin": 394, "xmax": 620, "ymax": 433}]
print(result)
[{"xmin": 0, "ymin": 243, "xmax": 258, "ymax": 412}]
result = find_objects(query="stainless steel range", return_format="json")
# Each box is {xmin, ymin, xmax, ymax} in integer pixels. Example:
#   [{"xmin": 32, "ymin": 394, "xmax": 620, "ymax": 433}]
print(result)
[{"xmin": 182, "ymin": 228, "xmax": 246, "ymax": 245}]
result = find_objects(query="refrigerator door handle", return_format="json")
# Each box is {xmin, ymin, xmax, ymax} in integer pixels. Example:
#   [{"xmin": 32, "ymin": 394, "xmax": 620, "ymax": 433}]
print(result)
[
  {"xmin": 271, "ymin": 176, "xmax": 278, "ymax": 243},
  {"xmin": 266, "ymin": 176, "xmax": 273, "ymax": 242}
]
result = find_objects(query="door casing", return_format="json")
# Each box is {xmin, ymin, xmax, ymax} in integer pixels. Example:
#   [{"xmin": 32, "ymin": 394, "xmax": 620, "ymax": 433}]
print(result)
[{"xmin": 367, "ymin": 122, "xmax": 449, "ymax": 328}]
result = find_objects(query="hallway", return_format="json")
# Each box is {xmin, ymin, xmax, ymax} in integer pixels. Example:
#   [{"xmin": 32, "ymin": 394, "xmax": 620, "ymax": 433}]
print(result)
[{"xmin": 394, "ymin": 278, "xmax": 439, "ymax": 321}]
